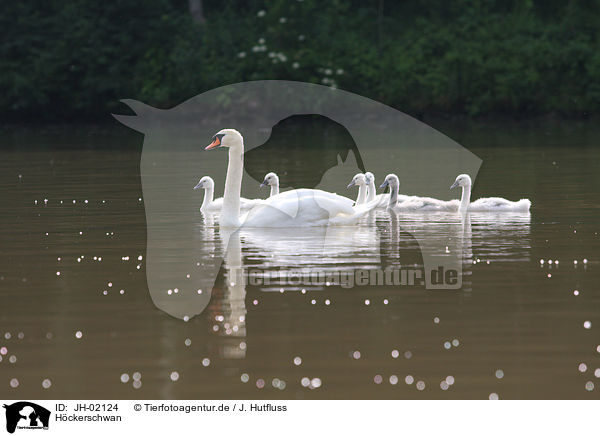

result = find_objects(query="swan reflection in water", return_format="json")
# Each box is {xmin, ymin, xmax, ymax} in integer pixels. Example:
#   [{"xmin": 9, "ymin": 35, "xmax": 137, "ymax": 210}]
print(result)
[
  {"xmin": 203, "ymin": 212, "xmax": 247, "ymax": 359},
  {"xmin": 382, "ymin": 209, "xmax": 531, "ymax": 260},
  {"xmin": 195, "ymin": 208, "xmax": 531, "ymax": 361},
  {"xmin": 467, "ymin": 212, "xmax": 532, "ymax": 262},
  {"xmin": 378, "ymin": 209, "xmax": 471, "ymax": 289},
  {"xmin": 196, "ymin": 212, "xmax": 382, "ymax": 359},
  {"xmin": 239, "ymin": 223, "xmax": 382, "ymax": 291}
]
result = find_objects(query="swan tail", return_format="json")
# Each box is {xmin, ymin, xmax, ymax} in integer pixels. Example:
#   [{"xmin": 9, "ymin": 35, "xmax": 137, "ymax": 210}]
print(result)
[
  {"xmin": 515, "ymin": 199, "xmax": 531, "ymax": 212},
  {"xmin": 328, "ymin": 198, "xmax": 379, "ymax": 226},
  {"xmin": 330, "ymin": 211, "xmax": 367, "ymax": 226}
]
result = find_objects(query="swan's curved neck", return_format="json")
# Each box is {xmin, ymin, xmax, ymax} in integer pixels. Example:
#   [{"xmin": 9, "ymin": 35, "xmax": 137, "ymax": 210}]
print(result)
[
  {"xmin": 221, "ymin": 144, "xmax": 244, "ymax": 227},
  {"xmin": 366, "ymin": 180, "xmax": 375, "ymax": 202},
  {"xmin": 459, "ymin": 184, "xmax": 471, "ymax": 214},
  {"xmin": 201, "ymin": 186, "xmax": 214, "ymax": 209},
  {"xmin": 388, "ymin": 185, "xmax": 399, "ymax": 208},
  {"xmin": 270, "ymin": 183, "xmax": 279, "ymax": 197},
  {"xmin": 356, "ymin": 184, "xmax": 367, "ymax": 205}
]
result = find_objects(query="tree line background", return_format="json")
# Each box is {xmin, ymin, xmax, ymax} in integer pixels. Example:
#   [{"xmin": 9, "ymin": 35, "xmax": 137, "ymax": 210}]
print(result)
[{"xmin": 2, "ymin": 0, "xmax": 599, "ymax": 121}]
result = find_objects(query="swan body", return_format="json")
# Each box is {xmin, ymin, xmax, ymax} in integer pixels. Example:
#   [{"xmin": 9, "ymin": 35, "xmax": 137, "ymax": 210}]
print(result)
[
  {"xmin": 469, "ymin": 197, "xmax": 532, "ymax": 212},
  {"xmin": 347, "ymin": 173, "xmax": 368, "ymax": 205},
  {"xmin": 194, "ymin": 176, "xmax": 262, "ymax": 212},
  {"xmin": 243, "ymin": 188, "xmax": 367, "ymax": 227},
  {"xmin": 392, "ymin": 196, "xmax": 460, "ymax": 211},
  {"xmin": 205, "ymin": 129, "xmax": 378, "ymax": 228},
  {"xmin": 380, "ymin": 174, "xmax": 459, "ymax": 211},
  {"xmin": 260, "ymin": 172, "xmax": 280, "ymax": 197},
  {"xmin": 451, "ymin": 174, "xmax": 531, "ymax": 213}
]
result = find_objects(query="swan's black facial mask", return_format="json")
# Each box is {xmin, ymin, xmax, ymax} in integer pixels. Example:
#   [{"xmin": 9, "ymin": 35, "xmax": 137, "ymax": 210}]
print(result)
[{"xmin": 206, "ymin": 133, "xmax": 225, "ymax": 150}]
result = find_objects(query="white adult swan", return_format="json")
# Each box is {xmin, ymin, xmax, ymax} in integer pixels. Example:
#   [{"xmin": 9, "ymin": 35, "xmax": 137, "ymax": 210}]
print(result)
[
  {"xmin": 346, "ymin": 173, "xmax": 367, "ymax": 205},
  {"xmin": 380, "ymin": 174, "xmax": 460, "ymax": 211},
  {"xmin": 260, "ymin": 172, "xmax": 279, "ymax": 197},
  {"xmin": 193, "ymin": 176, "xmax": 262, "ymax": 212},
  {"xmin": 451, "ymin": 174, "xmax": 531, "ymax": 213},
  {"xmin": 205, "ymin": 129, "xmax": 378, "ymax": 228}
]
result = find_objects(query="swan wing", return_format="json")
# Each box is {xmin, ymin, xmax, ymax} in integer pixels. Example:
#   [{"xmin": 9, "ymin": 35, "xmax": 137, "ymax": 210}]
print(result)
[
  {"xmin": 470, "ymin": 197, "xmax": 531, "ymax": 212},
  {"xmin": 394, "ymin": 196, "xmax": 459, "ymax": 211},
  {"xmin": 374, "ymin": 193, "xmax": 416, "ymax": 209},
  {"xmin": 311, "ymin": 189, "xmax": 356, "ymax": 216},
  {"xmin": 328, "ymin": 196, "xmax": 380, "ymax": 225},
  {"xmin": 241, "ymin": 189, "xmax": 358, "ymax": 227}
]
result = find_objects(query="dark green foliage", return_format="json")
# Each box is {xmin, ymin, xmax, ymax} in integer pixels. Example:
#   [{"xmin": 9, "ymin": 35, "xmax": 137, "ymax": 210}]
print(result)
[{"xmin": 1, "ymin": 0, "xmax": 598, "ymax": 120}]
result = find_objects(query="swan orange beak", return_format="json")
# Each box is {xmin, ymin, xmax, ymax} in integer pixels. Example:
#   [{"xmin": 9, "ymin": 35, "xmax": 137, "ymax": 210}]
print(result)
[{"xmin": 205, "ymin": 136, "xmax": 221, "ymax": 150}]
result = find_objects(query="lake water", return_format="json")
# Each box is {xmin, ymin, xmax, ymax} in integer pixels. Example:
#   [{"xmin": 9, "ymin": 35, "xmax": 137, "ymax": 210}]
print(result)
[{"xmin": 1, "ymin": 120, "xmax": 599, "ymax": 399}]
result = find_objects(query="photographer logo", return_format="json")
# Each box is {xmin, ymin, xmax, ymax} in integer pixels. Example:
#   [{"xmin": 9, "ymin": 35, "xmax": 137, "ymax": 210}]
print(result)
[{"xmin": 3, "ymin": 402, "xmax": 50, "ymax": 434}]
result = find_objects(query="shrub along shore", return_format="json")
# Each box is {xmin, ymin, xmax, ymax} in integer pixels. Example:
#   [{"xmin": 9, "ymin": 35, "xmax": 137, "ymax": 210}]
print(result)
[{"xmin": 2, "ymin": 0, "xmax": 599, "ymax": 121}]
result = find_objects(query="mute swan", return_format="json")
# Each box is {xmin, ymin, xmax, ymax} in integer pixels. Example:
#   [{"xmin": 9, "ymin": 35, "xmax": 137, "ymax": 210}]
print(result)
[
  {"xmin": 347, "ymin": 173, "xmax": 368, "ymax": 205},
  {"xmin": 380, "ymin": 174, "xmax": 459, "ymax": 211},
  {"xmin": 260, "ymin": 172, "xmax": 279, "ymax": 197},
  {"xmin": 205, "ymin": 129, "xmax": 377, "ymax": 228},
  {"xmin": 193, "ymin": 176, "xmax": 262, "ymax": 212},
  {"xmin": 451, "ymin": 174, "xmax": 531, "ymax": 213}
]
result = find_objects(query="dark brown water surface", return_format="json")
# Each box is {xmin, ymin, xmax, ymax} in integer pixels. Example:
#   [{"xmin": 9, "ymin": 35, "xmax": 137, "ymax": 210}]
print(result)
[{"xmin": 1, "ymin": 121, "xmax": 599, "ymax": 399}]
